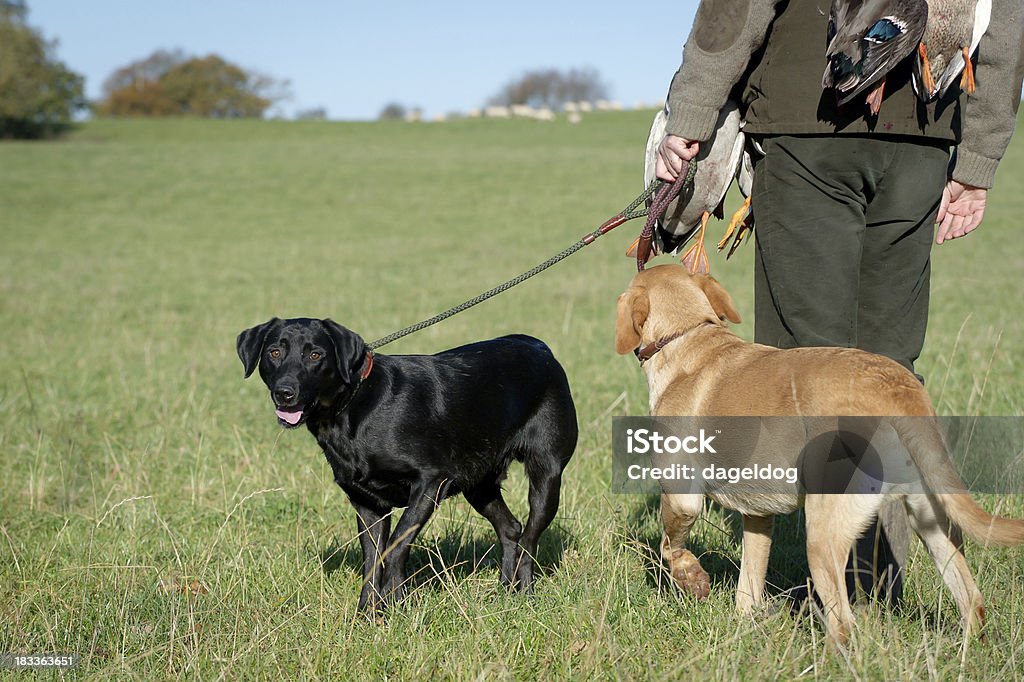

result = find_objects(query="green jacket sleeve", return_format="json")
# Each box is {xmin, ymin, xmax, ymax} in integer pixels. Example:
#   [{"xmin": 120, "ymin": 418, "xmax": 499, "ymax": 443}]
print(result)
[
  {"xmin": 665, "ymin": 0, "xmax": 781, "ymax": 141},
  {"xmin": 952, "ymin": 0, "xmax": 1024, "ymax": 189}
]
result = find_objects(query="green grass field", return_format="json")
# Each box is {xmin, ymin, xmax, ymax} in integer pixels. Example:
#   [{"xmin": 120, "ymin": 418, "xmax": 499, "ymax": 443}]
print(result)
[{"xmin": 2, "ymin": 112, "xmax": 1023, "ymax": 680}]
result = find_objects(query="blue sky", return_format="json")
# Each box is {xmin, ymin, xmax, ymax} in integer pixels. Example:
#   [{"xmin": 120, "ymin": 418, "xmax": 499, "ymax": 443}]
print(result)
[{"xmin": 29, "ymin": 1, "xmax": 701, "ymax": 120}]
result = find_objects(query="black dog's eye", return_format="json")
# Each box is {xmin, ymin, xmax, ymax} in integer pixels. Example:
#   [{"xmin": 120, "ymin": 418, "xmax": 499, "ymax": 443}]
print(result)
[
  {"xmin": 308, "ymin": 351, "xmax": 322, "ymax": 361},
  {"xmin": 269, "ymin": 349, "xmax": 281, "ymax": 359}
]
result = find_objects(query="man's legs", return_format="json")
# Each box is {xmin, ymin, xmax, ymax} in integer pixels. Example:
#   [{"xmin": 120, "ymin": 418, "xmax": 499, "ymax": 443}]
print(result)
[
  {"xmin": 857, "ymin": 139, "xmax": 948, "ymax": 373},
  {"xmin": 751, "ymin": 135, "xmax": 948, "ymax": 604},
  {"xmin": 850, "ymin": 138, "xmax": 948, "ymax": 600},
  {"xmin": 752, "ymin": 135, "xmax": 872, "ymax": 350}
]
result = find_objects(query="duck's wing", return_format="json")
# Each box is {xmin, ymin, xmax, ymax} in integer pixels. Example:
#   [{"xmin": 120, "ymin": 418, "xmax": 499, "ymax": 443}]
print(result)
[
  {"xmin": 737, "ymin": 145, "xmax": 754, "ymax": 198},
  {"xmin": 637, "ymin": 103, "xmax": 745, "ymax": 259},
  {"xmin": 826, "ymin": 0, "xmax": 863, "ymax": 48},
  {"xmin": 643, "ymin": 107, "xmax": 666, "ymax": 191},
  {"xmin": 637, "ymin": 107, "xmax": 693, "ymax": 256},
  {"xmin": 970, "ymin": 0, "xmax": 993, "ymax": 54},
  {"xmin": 700, "ymin": 104, "xmax": 745, "ymax": 210},
  {"xmin": 825, "ymin": 0, "xmax": 928, "ymax": 104}
]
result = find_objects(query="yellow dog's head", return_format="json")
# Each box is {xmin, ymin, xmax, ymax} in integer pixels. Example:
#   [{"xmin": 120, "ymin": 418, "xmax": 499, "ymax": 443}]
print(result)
[{"xmin": 615, "ymin": 264, "xmax": 741, "ymax": 355}]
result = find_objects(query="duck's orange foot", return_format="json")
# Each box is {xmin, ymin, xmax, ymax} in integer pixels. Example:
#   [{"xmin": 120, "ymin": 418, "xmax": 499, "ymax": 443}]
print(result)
[
  {"xmin": 681, "ymin": 212, "xmax": 710, "ymax": 274},
  {"xmin": 865, "ymin": 77, "xmax": 886, "ymax": 116},
  {"xmin": 960, "ymin": 46, "xmax": 976, "ymax": 94},
  {"xmin": 725, "ymin": 212, "xmax": 754, "ymax": 259},
  {"xmin": 719, "ymin": 196, "xmax": 752, "ymax": 251},
  {"xmin": 625, "ymin": 236, "xmax": 640, "ymax": 258},
  {"xmin": 919, "ymin": 43, "xmax": 935, "ymax": 94},
  {"xmin": 626, "ymin": 236, "xmax": 660, "ymax": 261}
]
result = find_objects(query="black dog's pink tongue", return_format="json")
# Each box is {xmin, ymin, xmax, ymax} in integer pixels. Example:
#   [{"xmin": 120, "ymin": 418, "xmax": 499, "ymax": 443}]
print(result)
[{"xmin": 276, "ymin": 408, "xmax": 303, "ymax": 425}]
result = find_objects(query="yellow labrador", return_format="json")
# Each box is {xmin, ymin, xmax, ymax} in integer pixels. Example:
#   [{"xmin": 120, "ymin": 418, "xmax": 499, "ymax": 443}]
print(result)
[{"xmin": 615, "ymin": 264, "xmax": 1024, "ymax": 647}]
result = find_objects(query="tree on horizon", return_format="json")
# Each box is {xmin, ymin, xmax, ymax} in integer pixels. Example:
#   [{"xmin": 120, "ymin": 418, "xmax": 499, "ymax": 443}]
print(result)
[{"xmin": 96, "ymin": 49, "xmax": 290, "ymax": 119}]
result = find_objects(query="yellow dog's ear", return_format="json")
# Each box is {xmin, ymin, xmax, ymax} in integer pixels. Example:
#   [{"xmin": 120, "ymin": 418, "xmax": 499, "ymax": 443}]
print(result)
[
  {"xmin": 695, "ymin": 274, "xmax": 741, "ymax": 324},
  {"xmin": 615, "ymin": 287, "xmax": 649, "ymax": 354}
]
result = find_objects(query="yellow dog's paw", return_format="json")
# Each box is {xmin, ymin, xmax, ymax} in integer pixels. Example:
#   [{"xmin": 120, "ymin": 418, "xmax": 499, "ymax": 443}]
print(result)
[{"xmin": 667, "ymin": 549, "xmax": 711, "ymax": 600}]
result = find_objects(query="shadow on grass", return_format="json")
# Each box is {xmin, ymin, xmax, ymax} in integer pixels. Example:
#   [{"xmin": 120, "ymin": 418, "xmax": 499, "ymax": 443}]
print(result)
[
  {"xmin": 625, "ymin": 494, "xmax": 940, "ymax": 631},
  {"xmin": 625, "ymin": 494, "xmax": 812, "ymax": 606},
  {"xmin": 318, "ymin": 519, "xmax": 574, "ymax": 591}
]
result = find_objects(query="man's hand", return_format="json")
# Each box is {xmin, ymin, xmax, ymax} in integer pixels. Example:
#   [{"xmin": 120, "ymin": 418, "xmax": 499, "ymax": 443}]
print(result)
[
  {"xmin": 935, "ymin": 180, "xmax": 987, "ymax": 244},
  {"xmin": 656, "ymin": 135, "xmax": 700, "ymax": 181}
]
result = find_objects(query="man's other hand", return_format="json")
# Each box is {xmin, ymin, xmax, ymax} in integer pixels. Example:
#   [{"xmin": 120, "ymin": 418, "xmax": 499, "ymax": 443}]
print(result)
[{"xmin": 936, "ymin": 180, "xmax": 987, "ymax": 244}]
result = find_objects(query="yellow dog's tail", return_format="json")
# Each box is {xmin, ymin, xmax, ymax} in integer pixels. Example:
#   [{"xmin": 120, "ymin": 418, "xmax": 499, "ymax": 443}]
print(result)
[{"xmin": 893, "ymin": 417, "xmax": 1024, "ymax": 548}]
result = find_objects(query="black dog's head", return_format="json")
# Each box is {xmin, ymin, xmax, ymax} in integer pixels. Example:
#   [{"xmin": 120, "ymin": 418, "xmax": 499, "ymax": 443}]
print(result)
[{"xmin": 236, "ymin": 318, "xmax": 368, "ymax": 428}]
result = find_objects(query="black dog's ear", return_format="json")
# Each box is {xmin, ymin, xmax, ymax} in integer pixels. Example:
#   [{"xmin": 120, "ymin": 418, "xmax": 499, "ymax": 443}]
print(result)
[
  {"xmin": 236, "ymin": 318, "xmax": 280, "ymax": 378},
  {"xmin": 321, "ymin": 319, "xmax": 367, "ymax": 378}
]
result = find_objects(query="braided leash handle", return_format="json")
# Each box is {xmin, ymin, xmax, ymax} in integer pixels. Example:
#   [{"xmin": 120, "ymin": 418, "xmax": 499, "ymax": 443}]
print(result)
[{"xmin": 636, "ymin": 160, "xmax": 695, "ymax": 272}]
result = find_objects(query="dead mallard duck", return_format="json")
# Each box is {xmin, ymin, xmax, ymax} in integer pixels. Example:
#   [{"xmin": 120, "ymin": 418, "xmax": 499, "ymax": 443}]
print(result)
[
  {"xmin": 913, "ymin": 0, "xmax": 991, "ymax": 100},
  {"xmin": 630, "ymin": 102, "xmax": 753, "ymax": 274},
  {"xmin": 823, "ymin": 0, "xmax": 929, "ymax": 114}
]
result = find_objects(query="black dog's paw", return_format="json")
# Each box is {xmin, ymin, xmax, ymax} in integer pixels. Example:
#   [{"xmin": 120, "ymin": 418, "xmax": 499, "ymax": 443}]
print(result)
[
  {"xmin": 513, "ymin": 554, "xmax": 535, "ymax": 594},
  {"xmin": 357, "ymin": 586, "xmax": 388, "ymax": 621},
  {"xmin": 379, "ymin": 579, "xmax": 407, "ymax": 606}
]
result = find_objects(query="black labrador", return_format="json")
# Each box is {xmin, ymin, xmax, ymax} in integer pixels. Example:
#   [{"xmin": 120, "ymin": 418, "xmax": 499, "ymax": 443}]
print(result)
[{"xmin": 236, "ymin": 318, "xmax": 577, "ymax": 611}]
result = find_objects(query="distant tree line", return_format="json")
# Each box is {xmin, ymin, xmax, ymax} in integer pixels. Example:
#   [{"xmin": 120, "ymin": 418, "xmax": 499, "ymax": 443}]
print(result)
[
  {"xmin": 377, "ymin": 102, "xmax": 425, "ymax": 121},
  {"xmin": 0, "ymin": 1, "xmax": 293, "ymax": 137},
  {"xmin": 1, "ymin": 0, "xmax": 616, "ymax": 138},
  {"xmin": 377, "ymin": 67, "xmax": 608, "ymax": 122},
  {"xmin": 378, "ymin": 102, "xmax": 408, "ymax": 120},
  {"xmin": 488, "ymin": 67, "xmax": 608, "ymax": 109},
  {"xmin": 0, "ymin": 0, "xmax": 85, "ymax": 138},
  {"xmin": 95, "ymin": 49, "xmax": 290, "ymax": 118}
]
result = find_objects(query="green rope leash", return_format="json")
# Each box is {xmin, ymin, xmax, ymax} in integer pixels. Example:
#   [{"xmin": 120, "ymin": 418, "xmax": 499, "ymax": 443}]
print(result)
[{"xmin": 369, "ymin": 163, "xmax": 696, "ymax": 350}]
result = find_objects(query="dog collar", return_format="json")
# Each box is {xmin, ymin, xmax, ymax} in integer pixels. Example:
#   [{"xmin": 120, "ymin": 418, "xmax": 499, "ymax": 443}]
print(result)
[
  {"xmin": 635, "ymin": 332, "xmax": 689, "ymax": 365},
  {"xmin": 359, "ymin": 350, "xmax": 374, "ymax": 380},
  {"xmin": 332, "ymin": 350, "xmax": 374, "ymax": 415}
]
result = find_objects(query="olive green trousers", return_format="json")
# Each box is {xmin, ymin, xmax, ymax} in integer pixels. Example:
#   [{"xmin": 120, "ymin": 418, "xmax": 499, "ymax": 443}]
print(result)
[{"xmin": 752, "ymin": 134, "xmax": 950, "ymax": 374}]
